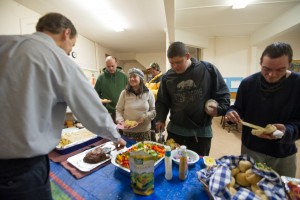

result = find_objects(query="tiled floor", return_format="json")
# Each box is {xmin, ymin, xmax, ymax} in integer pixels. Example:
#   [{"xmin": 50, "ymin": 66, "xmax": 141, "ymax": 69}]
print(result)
[{"xmin": 210, "ymin": 116, "xmax": 300, "ymax": 178}]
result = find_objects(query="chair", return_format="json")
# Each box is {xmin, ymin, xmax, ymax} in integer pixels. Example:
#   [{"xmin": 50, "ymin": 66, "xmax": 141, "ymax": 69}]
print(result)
[{"xmin": 221, "ymin": 116, "xmax": 239, "ymax": 133}]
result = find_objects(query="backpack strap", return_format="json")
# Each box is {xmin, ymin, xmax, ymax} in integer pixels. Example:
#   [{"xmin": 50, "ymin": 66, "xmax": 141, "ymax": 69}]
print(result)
[{"xmin": 201, "ymin": 61, "xmax": 217, "ymax": 99}]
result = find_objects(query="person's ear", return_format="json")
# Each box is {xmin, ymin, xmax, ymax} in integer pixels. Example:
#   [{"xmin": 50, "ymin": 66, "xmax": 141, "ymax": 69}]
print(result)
[
  {"xmin": 62, "ymin": 28, "xmax": 71, "ymax": 40},
  {"xmin": 185, "ymin": 53, "xmax": 191, "ymax": 60}
]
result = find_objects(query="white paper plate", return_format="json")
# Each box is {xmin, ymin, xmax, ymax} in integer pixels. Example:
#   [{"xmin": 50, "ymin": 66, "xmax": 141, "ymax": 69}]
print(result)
[
  {"xmin": 67, "ymin": 141, "xmax": 115, "ymax": 172},
  {"xmin": 171, "ymin": 149, "xmax": 199, "ymax": 166}
]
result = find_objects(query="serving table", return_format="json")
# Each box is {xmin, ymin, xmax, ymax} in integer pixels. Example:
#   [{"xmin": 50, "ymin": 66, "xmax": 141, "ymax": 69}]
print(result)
[{"xmin": 49, "ymin": 137, "xmax": 210, "ymax": 200}]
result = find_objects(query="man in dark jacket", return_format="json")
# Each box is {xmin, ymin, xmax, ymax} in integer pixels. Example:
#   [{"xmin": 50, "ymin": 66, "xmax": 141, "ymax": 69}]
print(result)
[
  {"xmin": 225, "ymin": 42, "xmax": 300, "ymax": 177},
  {"xmin": 155, "ymin": 41, "xmax": 230, "ymax": 156}
]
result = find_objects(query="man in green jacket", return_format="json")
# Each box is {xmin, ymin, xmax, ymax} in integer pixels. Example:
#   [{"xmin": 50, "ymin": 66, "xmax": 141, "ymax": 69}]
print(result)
[{"xmin": 94, "ymin": 56, "xmax": 128, "ymax": 123}]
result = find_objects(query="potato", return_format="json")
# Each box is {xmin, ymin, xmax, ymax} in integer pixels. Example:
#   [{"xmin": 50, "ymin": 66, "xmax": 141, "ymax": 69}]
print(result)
[
  {"xmin": 245, "ymin": 168, "xmax": 253, "ymax": 175},
  {"xmin": 228, "ymin": 186, "xmax": 237, "ymax": 196},
  {"xmin": 254, "ymin": 189, "xmax": 264, "ymax": 196},
  {"xmin": 251, "ymin": 184, "xmax": 260, "ymax": 193},
  {"xmin": 260, "ymin": 194, "xmax": 269, "ymax": 200},
  {"xmin": 238, "ymin": 160, "xmax": 252, "ymax": 172},
  {"xmin": 229, "ymin": 176, "xmax": 235, "ymax": 187},
  {"xmin": 236, "ymin": 172, "xmax": 251, "ymax": 187},
  {"xmin": 231, "ymin": 167, "xmax": 240, "ymax": 176},
  {"xmin": 246, "ymin": 173, "xmax": 262, "ymax": 185},
  {"xmin": 264, "ymin": 124, "xmax": 276, "ymax": 134}
]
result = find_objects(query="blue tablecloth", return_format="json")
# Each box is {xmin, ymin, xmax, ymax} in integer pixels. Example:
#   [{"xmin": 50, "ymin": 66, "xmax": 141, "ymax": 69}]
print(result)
[{"xmin": 50, "ymin": 139, "xmax": 210, "ymax": 200}]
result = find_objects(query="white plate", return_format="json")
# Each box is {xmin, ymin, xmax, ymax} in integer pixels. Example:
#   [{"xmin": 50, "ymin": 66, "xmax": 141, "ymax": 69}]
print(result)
[
  {"xmin": 111, "ymin": 141, "xmax": 165, "ymax": 174},
  {"xmin": 171, "ymin": 149, "xmax": 199, "ymax": 166},
  {"xmin": 116, "ymin": 121, "xmax": 138, "ymax": 130},
  {"xmin": 67, "ymin": 141, "xmax": 115, "ymax": 172}
]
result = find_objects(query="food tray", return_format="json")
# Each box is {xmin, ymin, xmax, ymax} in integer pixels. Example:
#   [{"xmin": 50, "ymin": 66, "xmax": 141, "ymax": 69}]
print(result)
[
  {"xmin": 111, "ymin": 141, "xmax": 165, "ymax": 174},
  {"xmin": 55, "ymin": 128, "xmax": 102, "ymax": 154},
  {"xmin": 67, "ymin": 141, "xmax": 115, "ymax": 172}
]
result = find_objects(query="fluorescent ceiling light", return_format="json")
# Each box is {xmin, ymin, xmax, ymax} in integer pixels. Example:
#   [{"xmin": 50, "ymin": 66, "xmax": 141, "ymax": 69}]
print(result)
[
  {"xmin": 74, "ymin": 0, "xmax": 126, "ymax": 32},
  {"xmin": 232, "ymin": 0, "xmax": 251, "ymax": 9}
]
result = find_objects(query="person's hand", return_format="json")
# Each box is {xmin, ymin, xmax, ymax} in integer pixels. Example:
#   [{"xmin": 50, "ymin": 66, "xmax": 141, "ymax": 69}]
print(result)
[
  {"xmin": 137, "ymin": 117, "xmax": 145, "ymax": 124},
  {"xmin": 257, "ymin": 124, "xmax": 285, "ymax": 140},
  {"xmin": 114, "ymin": 138, "xmax": 126, "ymax": 148},
  {"xmin": 225, "ymin": 110, "xmax": 241, "ymax": 123},
  {"xmin": 116, "ymin": 119, "xmax": 124, "ymax": 124},
  {"xmin": 156, "ymin": 121, "xmax": 165, "ymax": 133},
  {"xmin": 205, "ymin": 99, "xmax": 218, "ymax": 117}
]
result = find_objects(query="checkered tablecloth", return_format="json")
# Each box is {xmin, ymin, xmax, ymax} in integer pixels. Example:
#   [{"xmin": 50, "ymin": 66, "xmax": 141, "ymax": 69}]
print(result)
[{"xmin": 197, "ymin": 155, "xmax": 287, "ymax": 200}]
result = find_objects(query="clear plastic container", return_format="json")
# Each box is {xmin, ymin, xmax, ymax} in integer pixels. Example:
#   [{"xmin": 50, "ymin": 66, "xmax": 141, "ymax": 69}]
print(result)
[
  {"xmin": 164, "ymin": 146, "xmax": 172, "ymax": 180},
  {"xmin": 178, "ymin": 145, "xmax": 188, "ymax": 180}
]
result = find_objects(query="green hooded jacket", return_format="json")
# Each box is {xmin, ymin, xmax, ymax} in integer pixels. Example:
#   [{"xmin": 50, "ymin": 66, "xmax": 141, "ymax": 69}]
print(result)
[{"xmin": 94, "ymin": 68, "xmax": 128, "ymax": 113}]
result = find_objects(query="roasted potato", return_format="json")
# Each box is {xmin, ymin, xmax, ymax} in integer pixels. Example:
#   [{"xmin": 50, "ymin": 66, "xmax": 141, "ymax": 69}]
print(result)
[
  {"xmin": 238, "ymin": 160, "xmax": 252, "ymax": 172},
  {"xmin": 236, "ymin": 172, "xmax": 251, "ymax": 187},
  {"xmin": 231, "ymin": 167, "xmax": 240, "ymax": 176}
]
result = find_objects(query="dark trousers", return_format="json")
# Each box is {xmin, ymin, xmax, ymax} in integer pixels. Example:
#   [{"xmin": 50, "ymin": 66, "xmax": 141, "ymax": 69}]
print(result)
[
  {"xmin": 0, "ymin": 155, "xmax": 52, "ymax": 200},
  {"xmin": 167, "ymin": 131, "xmax": 212, "ymax": 156}
]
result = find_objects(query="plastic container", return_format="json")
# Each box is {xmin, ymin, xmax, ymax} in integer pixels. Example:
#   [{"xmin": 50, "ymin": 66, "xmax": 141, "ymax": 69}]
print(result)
[
  {"xmin": 178, "ymin": 145, "xmax": 188, "ymax": 180},
  {"xmin": 164, "ymin": 146, "xmax": 173, "ymax": 180}
]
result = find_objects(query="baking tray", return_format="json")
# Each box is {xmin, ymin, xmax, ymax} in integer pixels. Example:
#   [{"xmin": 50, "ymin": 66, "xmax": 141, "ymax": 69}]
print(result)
[
  {"xmin": 55, "ymin": 128, "xmax": 102, "ymax": 154},
  {"xmin": 67, "ymin": 141, "xmax": 115, "ymax": 172},
  {"xmin": 111, "ymin": 141, "xmax": 165, "ymax": 175}
]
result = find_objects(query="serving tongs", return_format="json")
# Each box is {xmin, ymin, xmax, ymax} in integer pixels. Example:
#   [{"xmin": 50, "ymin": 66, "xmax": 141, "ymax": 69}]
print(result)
[
  {"xmin": 240, "ymin": 120, "xmax": 264, "ymax": 130},
  {"xmin": 157, "ymin": 129, "xmax": 164, "ymax": 144}
]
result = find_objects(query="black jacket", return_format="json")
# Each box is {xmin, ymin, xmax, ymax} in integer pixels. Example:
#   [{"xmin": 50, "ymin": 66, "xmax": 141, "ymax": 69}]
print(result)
[{"xmin": 155, "ymin": 58, "xmax": 230, "ymax": 129}]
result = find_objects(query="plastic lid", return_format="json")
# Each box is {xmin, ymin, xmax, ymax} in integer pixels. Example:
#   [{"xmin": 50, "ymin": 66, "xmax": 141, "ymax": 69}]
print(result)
[
  {"xmin": 165, "ymin": 146, "xmax": 171, "ymax": 151},
  {"xmin": 180, "ymin": 145, "xmax": 187, "ymax": 150}
]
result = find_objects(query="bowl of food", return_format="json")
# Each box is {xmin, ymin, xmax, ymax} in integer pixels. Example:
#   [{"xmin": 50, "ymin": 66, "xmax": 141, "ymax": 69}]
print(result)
[
  {"xmin": 171, "ymin": 148, "xmax": 199, "ymax": 166},
  {"xmin": 111, "ymin": 141, "xmax": 165, "ymax": 174}
]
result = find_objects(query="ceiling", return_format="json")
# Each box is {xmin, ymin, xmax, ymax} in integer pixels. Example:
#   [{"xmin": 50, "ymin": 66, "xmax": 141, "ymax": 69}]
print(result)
[{"xmin": 15, "ymin": 0, "xmax": 300, "ymax": 54}]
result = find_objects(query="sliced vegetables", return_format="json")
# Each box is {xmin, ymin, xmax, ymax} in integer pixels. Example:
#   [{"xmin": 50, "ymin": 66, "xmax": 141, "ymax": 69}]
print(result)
[{"xmin": 115, "ymin": 142, "xmax": 165, "ymax": 169}]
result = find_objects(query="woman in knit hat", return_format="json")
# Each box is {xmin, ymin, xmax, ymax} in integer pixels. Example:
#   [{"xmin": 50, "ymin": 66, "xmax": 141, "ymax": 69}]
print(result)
[{"xmin": 115, "ymin": 68, "xmax": 156, "ymax": 141}]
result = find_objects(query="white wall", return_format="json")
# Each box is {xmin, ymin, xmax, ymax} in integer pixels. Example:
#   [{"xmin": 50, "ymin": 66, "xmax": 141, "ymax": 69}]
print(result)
[
  {"xmin": 0, "ymin": 0, "xmax": 166, "ymax": 80},
  {"xmin": 135, "ymin": 53, "xmax": 166, "ymax": 72},
  {"xmin": 203, "ymin": 35, "xmax": 300, "ymax": 78},
  {"xmin": 2, "ymin": 0, "xmax": 298, "ymax": 79},
  {"xmin": 0, "ymin": 0, "xmax": 39, "ymax": 35}
]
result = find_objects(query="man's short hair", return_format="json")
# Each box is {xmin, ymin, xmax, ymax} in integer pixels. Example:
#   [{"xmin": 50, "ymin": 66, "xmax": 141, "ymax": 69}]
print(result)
[
  {"xmin": 260, "ymin": 42, "xmax": 293, "ymax": 64},
  {"xmin": 36, "ymin": 12, "xmax": 77, "ymax": 38},
  {"xmin": 167, "ymin": 41, "xmax": 189, "ymax": 58}
]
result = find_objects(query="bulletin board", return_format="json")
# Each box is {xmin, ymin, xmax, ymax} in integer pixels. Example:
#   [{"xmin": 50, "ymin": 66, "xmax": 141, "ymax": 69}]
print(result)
[
  {"xmin": 290, "ymin": 60, "xmax": 300, "ymax": 73},
  {"xmin": 223, "ymin": 77, "xmax": 243, "ymax": 92}
]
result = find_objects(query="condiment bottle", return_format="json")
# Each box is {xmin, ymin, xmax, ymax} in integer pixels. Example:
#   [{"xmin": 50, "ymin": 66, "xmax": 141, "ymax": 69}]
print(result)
[
  {"xmin": 90, "ymin": 73, "xmax": 96, "ymax": 86},
  {"xmin": 164, "ymin": 146, "xmax": 172, "ymax": 180},
  {"xmin": 178, "ymin": 145, "xmax": 188, "ymax": 180}
]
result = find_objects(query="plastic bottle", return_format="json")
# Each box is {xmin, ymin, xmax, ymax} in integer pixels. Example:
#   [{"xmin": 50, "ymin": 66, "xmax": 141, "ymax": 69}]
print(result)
[
  {"xmin": 90, "ymin": 73, "xmax": 96, "ymax": 86},
  {"xmin": 164, "ymin": 146, "xmax": 173, "ymax": 180},
  {"xmin": 178, "ymin": 145, "xmax": 188, "ymax": 180}
]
